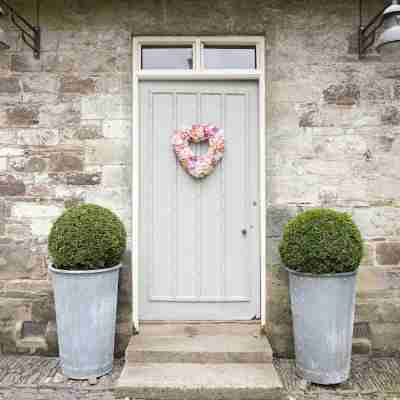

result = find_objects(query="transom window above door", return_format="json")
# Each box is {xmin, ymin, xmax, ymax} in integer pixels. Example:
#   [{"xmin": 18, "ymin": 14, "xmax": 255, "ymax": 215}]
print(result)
[
  {"xmin": 136, "ymin": 37, "xmax": 263, "ymax": 73},
  {"xmin": 141, "ymin": 46, "xmax": 194, "ymax": 70}
]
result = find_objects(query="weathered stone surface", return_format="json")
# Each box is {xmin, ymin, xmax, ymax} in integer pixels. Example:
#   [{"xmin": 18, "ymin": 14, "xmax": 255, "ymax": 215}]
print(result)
[
  {"xmin": 323, "ymin": 83, "xmax": 360, "ymax": 106},
  {"xmin": 0, "ymin": 174, "xmax": 25, "ymax": 196},
  {"xmin": 21, "ymin": 74, "xmax": 59, "ymax": 95},
  {"xmin": 50, "ymin": 171, "xmax": 102, "ymax": 185},
  {"xmin": 370, "ymin": 322, "xmax": 400, "ymax": 355},
  {"xmin": 60, "ymin": 76, "xmax": 96, "ymax": 95},
  {"xmin": 393, "ymin": 81, "xmax": 400, "ymax": 100},
  {"xmin": 298, "ymin": 103, "xmax": 320, "ymax": 128},
  {"xmin": 44, "ymin": 51, "xmax": 128, "ymax": 74},
  {"xmin": 60, "ymin": 125, "xmax": 103, "ymax": 140},
  {"xmin": 0, "ymin": 158, "xmax": 6, "ymax": 171},
  {"xmin": 5, "ymin": 223, "xmax": 31, "ymax": 239},
  {"xmin": 382, "ymin": 106, "xmax": 400, "ymax": 126},
  {"xmin": 103, "ymin": 119, "xmax": 131, "ymax": 139},
  {"xmin": 49, "ymin": 152, "xmax": 83, "ymax": 172},
  {"xmin": 0, "ymin": 240, "xmax": 36, "ymax": 279},
  {"xmin": 265, "ymin": 323, "xmax": 294, "ymax": 357},
  {"xmin": 85, "ymin": 188, "xmax": 130, "ymax": 210},
  {"xmin": 357, "ymin": 266, "xmax": 400, "ymax": 295},
  {"xmin": 31, "ymin": 219, "xmax": 54, "ymax": 237},
  {"xmin": 81, "ymin": 95, "xmax": 125, "ymax": 119},
  {"xmin": 0, "ymin": 129, "xmax": 16, "ymax": 144},
  {"xmin": 102, "ymin": 165, "xmax": 129, "ymax": 187},
  {"xmin": 362, "ymin": 242, "xmax": 375, "ymax": 266},
  {"xmin": 0, "ymin": 78, "xmax": 20, "ymax": 93},
  {"xmin": 58, "ymin": 30, "xmax": 130, "ymax": 52},
  {"xmin": 39, "ymin": 102, "xmax": 80, "ymax": 126},
  {"xmin": 0, "ymin": 199, "xmax": 6, "ymax": 218},
  {"xmin": 118, "ymin": 264, "xmax": 132, "ymax": 306},
  {"xmin": 376, "ymin": 242, "xmax": 400, "ymax": 266},
  {"xmin": 1, "ymin": 279, "xmax": 51, "ymax": 300},
  {"xmin": 10, "ymin": 157, "xmax": 47, "ymax": 173},
  {"xmin": 31, "ymin": 296, "xmax": 56, "ymax": 322},
  {"xmin": 266, "ymin": 206, "xmax": 299, "ymax": 238},
  {"xmin": 11, "ymin": 203, "xmax": 62, "ymax": 219},
  {"xmin": 363, "ymin": 81, "xmax": 390, "ymax": 103},
  {"xmin": 64, "ymin": 198, "xmax": 83, "ymax": 208},
  {"xmin": 11, "ymin": 54, "xmax": 42, "ymax": 73},
  {"xmin": 17, "ymin": 129, "xmax": 59, "ymax": 146},
  {"xmin": 0, "ymin": 147, "xmax": 24, "ymax": 157},
  {"xmin": 313, "ymin": 135, "xmax": 368, "ymax": 160},
  {"xmin": 357, "ymin": 299, "xmax": 400, "ymax": 323},
  {"xmin": 0, "ymin": 298, "xmax": 31, "ymax": 335},
  {"xmin": 352, "ymin": 207, "xmax": 400, "ymax": 239},
  {"xmin": 6, "ymin": 105, "xmax": 39, "ymax": 126},
  {"xmin": 86, "ymin": 140, "xmax": 129, "ymax": 164}
]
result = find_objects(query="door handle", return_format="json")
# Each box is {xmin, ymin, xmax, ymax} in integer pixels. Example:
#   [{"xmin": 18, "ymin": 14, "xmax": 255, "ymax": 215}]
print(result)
[{"xmin": 241, "ymin": 229, "xmax": 247, "ymax": 236}]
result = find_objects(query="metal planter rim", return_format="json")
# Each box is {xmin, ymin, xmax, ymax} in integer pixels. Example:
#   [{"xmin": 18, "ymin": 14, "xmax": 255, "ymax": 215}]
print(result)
[
  {"xmin": 284, "ymin": 266, "xmax": 358, "ymax": 279},
  {"xmin": 48, "ymin": 263, "xmax": 122, "ymax": 276}
]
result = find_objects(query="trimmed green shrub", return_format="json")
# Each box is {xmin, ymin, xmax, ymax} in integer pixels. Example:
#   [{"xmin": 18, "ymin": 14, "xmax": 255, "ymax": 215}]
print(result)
[
  {"xmin": 279, "ymin": 208, "xmax": 363, "ymax": 274},
  {"xmin": 48, "ymin": 204, "xmax": 126, "ymax": 270}
]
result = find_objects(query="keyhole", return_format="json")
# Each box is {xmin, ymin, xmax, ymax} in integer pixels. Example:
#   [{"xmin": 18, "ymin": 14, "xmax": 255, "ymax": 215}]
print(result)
[{"xmin": 241, "ymin": 229, "xmax": 247, "ymax": 236}]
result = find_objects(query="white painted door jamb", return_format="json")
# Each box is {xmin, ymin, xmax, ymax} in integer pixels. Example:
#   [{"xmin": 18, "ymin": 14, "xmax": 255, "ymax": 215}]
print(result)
[{"xmin": 131, "ymin": 36, "xmax": 266, "ymax": 332}]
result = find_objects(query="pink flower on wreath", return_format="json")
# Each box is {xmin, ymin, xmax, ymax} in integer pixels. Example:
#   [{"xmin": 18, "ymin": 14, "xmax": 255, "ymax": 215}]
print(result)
[{"xmin": 172, "ymin": 124, "xmax": 225, "ymax": 179}]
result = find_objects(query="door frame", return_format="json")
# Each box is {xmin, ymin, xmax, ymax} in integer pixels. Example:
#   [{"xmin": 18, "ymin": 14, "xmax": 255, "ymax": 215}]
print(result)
[{"xmin": 132, "ymin": 36, "xmax": 266, "ymax": 331}]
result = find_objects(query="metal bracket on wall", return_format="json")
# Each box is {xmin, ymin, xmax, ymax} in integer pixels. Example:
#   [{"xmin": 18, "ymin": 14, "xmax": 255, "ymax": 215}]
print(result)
[
  {"xmin": 0, "ymin": 0, "xmax": 41, "ymax": 59},
  {"xmin": 359, "ymin": 0, "xmax": 385, "ymax": 58}
]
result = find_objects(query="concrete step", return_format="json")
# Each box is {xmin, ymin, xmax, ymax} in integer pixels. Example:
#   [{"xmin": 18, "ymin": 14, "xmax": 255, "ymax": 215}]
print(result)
[
  {"xmin": 115, "ymin": 363, "xmax": 284, "ymax": 400},
  {"xmin": 126, "ymin": 333, "xmax": 273, "ymax": 364}
]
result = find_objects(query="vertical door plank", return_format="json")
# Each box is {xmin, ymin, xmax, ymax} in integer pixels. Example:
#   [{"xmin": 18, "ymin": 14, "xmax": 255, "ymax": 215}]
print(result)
[
  {"xmin": 176, "ymin": 92, "xmax": 198, "ymax": 299},
  {"xmin": 149, "ymin": 91, "xmax": 176, "ymax": 299},
  {"xmin": 223, "ymin": 92, "xmax": 249, "ymax": 300},
  {"xmin": 199, "ymin": 93, "xmax": 224, "ymax": 299}
]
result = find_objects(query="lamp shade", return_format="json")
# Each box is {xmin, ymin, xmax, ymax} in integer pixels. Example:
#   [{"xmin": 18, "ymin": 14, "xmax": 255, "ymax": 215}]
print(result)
[
  {"xmin": 0, "ymin": 26, "xmax": 10, "ymax": 50},
  {"xmin": 376, "ymin": 1, "xmax": 400, "ymax": 52}
]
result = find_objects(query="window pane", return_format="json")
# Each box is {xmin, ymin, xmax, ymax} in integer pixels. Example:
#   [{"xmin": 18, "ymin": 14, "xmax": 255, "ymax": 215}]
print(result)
[
  {"xmin": 141, "ymin": 46, "xmax": 193, "ymax": 69},
  {"xmin": 203, "ymin": 46, "xmax": 256, "ymax": 69}
]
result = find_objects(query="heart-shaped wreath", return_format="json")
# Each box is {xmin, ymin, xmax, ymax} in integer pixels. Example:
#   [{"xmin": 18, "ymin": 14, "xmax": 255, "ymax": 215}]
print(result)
[{"xmin": 172, "ymin": 124, "xmax": 225, "ymax": 179}]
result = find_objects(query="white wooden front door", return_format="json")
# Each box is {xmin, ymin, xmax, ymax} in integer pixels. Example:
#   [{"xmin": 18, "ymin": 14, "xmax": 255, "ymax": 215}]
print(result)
[{"xmin": 139, "ymin": 80, "xmax": 260, "ymax": 320}]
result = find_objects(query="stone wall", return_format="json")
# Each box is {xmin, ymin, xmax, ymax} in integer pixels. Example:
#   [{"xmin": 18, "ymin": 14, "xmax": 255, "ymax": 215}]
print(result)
[{"xmin": 0, "ymin": 0, "xmax": 399, "ymax": 356}]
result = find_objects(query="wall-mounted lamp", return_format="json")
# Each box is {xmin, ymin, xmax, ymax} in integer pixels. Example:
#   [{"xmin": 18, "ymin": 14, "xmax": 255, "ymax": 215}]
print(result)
[
  {"xmin": 0, "ymin": 26, "xmax": 9, "ymax": 51},
  {"xmin": 359, "ymin": 0, "xmax": 400, "ymax": 58},
  {"xmin": 0, "ymin": 0, "xmax": 41, "ymax": 59}
]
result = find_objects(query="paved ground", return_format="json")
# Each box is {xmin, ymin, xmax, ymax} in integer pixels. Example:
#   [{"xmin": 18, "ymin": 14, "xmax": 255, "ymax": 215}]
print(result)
[
  {"xmin": 0, "ymin": 355, "xmax": 399, "ymax": 399},
  {"xmin": 274, "ymin": 356, "xmax": 400, "ymax": 400}
]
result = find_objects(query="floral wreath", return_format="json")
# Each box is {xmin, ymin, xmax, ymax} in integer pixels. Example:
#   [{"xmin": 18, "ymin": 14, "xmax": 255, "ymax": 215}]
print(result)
[{"xmin": 172, "ymin": 124, "xmax": 225, "ymax": 179}]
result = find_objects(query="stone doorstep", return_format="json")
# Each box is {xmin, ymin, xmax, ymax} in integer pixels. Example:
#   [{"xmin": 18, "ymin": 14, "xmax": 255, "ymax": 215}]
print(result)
[
  {"xmin": 115, "ymin": 363, "xmax": 284, "ymax": 400},
  {"xmin": 116, "ymin": 324, "xmax": 283, "ymax": 399},
  {"xmin": 126, "ymin": 334, "xmax": 273, "ymax": 364},
  {"xmin": 138, "ymin": 321, "xmax": 262, "ymax": 337}
]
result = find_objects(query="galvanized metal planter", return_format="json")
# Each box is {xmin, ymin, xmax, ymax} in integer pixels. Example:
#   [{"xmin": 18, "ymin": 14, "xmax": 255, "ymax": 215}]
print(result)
[
  {"xmin": 287, "ymin": 268, "xmax": 357, "ymax": 385},
  {"xmin": 49, "ymin": 264, "xmax": 121, "ymax": 380}
]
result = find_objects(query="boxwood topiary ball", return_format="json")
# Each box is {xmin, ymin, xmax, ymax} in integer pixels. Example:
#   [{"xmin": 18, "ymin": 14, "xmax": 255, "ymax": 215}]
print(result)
[
  {"xmin": 48, "ymin": 204, "xmax": 127, "ymax": 270},
  {"xmin": 279, "ymin": 208, "xmax": 363, "ymax": 275}
]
